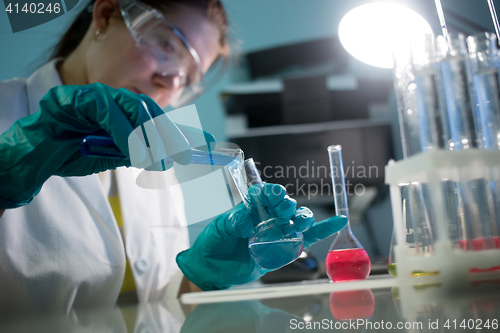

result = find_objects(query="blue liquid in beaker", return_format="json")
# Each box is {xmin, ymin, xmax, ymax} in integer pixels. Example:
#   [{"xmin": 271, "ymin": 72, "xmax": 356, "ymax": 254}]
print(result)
[{"xmin": 249, "ymin": 237, "xmax": 304, "ymax": 270}]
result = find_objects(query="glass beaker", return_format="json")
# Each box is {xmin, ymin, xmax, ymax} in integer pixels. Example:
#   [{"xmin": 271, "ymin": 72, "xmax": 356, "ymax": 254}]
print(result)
[
  {"xmin": 325, "ymin": 145, "xmax": 371, "ymax": 282},
  {"xmin": 228, "ymin": 158, "xmax": 304, "ymax": 270}
]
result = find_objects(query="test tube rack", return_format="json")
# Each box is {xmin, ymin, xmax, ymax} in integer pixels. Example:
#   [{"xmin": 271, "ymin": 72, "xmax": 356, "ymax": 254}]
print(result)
[{"xmin": 386, "ymin": 149, "xmax": 500, "ymax": 289}]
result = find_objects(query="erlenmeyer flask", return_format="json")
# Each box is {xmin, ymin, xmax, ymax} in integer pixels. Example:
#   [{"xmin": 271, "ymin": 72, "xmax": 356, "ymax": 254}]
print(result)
[
  {"xmin": 325, "ymin": 145, "xmax": 371, "ymax": 282},
  {"xmin": 229, "ymin": 158, "xmax": 304, "ymax": 270}
]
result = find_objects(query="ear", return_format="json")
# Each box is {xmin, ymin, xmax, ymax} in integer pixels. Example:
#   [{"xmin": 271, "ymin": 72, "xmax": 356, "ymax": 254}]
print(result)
[{"xmin": 92, "ymin": 0, "xmax": 121, "ymax": 35}]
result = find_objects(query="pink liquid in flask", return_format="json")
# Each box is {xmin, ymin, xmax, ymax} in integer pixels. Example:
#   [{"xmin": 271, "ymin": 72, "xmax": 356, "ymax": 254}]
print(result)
[{"xmin": 326, "ymin": 248, "xmax": 371, "ymax": 282}]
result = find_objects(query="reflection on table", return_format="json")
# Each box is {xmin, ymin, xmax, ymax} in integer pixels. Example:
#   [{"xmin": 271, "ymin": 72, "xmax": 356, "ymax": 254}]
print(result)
[{"xmin": 1, "ymin": 275, "xmax": 500, "ymax": 332}]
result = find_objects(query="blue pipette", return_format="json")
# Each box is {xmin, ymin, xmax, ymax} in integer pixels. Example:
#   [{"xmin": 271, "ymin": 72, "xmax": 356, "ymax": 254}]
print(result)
[{"xmin": 80, "ymin": 135, "xmax": 238, "ymax": 166}]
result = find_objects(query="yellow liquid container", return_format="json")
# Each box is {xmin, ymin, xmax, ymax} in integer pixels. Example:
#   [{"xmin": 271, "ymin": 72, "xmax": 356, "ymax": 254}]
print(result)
[
  {"xmin": 388, "ymin": 263, "xmax": 397, "ymax": 277},
  {"xmin": 388, "ymin": 263, "xmax": 439, "ymax": 277}
]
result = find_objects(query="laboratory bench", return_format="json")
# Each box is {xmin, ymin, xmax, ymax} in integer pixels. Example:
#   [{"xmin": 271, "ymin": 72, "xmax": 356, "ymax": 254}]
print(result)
[{"xmin": 2, "ymin": 274, "xmax": 500, "ymax": 332}]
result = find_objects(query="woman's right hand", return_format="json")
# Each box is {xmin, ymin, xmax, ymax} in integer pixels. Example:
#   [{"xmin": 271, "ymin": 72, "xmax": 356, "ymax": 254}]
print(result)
[{"xmin": 0, "ymin": 83, "xmax": 214, "ymax": 209}]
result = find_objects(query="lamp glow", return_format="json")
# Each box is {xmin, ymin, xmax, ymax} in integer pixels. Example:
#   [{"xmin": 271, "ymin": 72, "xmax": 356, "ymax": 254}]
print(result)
[{"xmin": 338, "ymin": 3, "xmax": 433, "ymax": 68}]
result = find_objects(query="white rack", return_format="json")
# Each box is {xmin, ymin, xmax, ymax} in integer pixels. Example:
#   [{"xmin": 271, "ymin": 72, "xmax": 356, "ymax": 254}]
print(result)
[{"xmin": 386, "ymin": 149, "xmax": 500, "ymax": 289}]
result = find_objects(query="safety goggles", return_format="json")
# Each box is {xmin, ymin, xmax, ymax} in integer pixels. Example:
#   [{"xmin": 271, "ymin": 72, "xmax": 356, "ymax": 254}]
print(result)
[{"xmin": 119, "ymin": 0, "xmax": 205, "ymax": 107}]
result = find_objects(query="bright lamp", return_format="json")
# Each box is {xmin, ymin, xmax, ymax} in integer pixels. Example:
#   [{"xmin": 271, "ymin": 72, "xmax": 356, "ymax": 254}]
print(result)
[{"xmin": 338, "ymin": 2, "xmax": 433, "ymax": 68}]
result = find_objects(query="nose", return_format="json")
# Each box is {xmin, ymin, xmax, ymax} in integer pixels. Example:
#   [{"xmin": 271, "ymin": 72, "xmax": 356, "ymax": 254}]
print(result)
[
  {"xmin": 152, "ymin": 70, "xmax": 186, "ymax": 91},
  {"xmin": 151, "ymin": 72, "xmax": 187, "ymax": 107}
]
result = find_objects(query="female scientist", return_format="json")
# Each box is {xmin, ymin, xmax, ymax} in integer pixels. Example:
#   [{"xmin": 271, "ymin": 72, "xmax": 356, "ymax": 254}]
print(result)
[{"xmin": 0, "ymin": 0, "xmax": 347, "ymax": 315}]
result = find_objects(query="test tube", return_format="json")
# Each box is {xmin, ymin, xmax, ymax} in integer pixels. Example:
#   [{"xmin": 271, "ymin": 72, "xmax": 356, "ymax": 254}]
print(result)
[
  {"xmin": 80, "ymin": 135, "xmax": 239, "ymax": 167},
  {"xmin": 467, "ymin": 32, "xmax": 500, "ymax": 249},
  {"xmin": 437, "ymin": 34, "xmax": 477, "ymax": 150},
  {"xmin": 392, "ymin": 35, "xmax": 441, "ymax": 257},
  {"xmin": 467, "ymin": 33, "xmax": 500, "ymax": 150},
  {"xmin": 393, "ymin": 34, "xmax": 446, "ymax": 157},
  {"xmin": 438, "ymin": 34, "xmax": 496, "ymax": 251}
]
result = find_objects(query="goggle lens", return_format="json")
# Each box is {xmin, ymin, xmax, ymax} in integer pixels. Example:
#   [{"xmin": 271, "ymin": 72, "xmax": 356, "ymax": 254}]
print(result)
[{"xmin": 120, "ymin": 0, "xmax": 205, "ymax": 107}]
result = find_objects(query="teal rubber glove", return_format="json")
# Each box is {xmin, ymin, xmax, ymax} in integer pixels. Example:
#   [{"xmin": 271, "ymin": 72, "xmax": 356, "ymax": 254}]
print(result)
[
  {"xmin": 181, "ymin": 301, "xmax": 305, "ymax": 333},
  {"xmin": 176, "ymin": 183, "xmax": 348, "ymax": 291},
  {"xmin": 0, "ymin": 83, "xmax": 215, "ymax": 208},
  {"xmin": 181, "ymin": 301, "xmax": 272, "ymax": 333},
  {"xmin": 180, "ymin": 299, "xmax": 330, "ymax": 333},
  {"xmin": 181, "ymin": 300, "xmax": 327, "ymax": 333}
]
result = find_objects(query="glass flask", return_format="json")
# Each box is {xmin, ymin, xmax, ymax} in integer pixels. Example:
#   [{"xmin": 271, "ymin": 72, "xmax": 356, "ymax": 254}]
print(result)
[
  {"xmin": 325, "ymin": 145, "xmax": 371, "ymax": 282},
  {"xmin": 228, "ymin": 158, "xmax": 304, "ymax": 270}
]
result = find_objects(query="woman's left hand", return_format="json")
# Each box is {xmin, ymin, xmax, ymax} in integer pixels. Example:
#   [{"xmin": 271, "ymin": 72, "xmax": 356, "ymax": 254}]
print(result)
[
  {"xmin": 176, "ymin": 183, "xmax": 348, "ymax": 291},
  {"xmin": 0, "ymin": 83, "xmax": 215, "ymax": 208}
]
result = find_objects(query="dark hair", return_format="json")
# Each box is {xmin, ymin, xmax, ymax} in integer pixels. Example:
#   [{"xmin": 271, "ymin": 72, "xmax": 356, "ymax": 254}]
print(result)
[{"xmin": 51, "ymin": 0, "xmax": 230, "ymax": 59}]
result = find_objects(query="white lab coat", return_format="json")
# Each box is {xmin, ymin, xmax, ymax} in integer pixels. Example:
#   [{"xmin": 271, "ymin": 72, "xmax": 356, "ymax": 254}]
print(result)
[{"xmin": 0, "ymin": 59, "xmax": 190, "ymax": 316}]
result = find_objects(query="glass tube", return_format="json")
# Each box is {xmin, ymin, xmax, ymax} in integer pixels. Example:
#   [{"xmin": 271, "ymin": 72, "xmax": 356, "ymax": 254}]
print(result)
[
  {"xmin": 80, "ymin": 135, "xmax": 240, "ymax": 166},
  {"xmin": 467, "ymin": 32, "xmax": 500, "ymax": 249},
  {"xmin": 437, "ymin": 34, "xmax": 477, "ymax": 150},
  {"xmin": 393, "ymin": 34, "xmax": 446, "ymax": 157},
  {"xmin": 388, "ymin": 184, "xmax": 417, "ymax": 276},
  {"xmin": 391, "ymin": 35, "xmax": 440, "ymax": 269},
  {"xmin": 467, "ymin": 32, "xmax": 500, "ymax": 150},
  {"xmin": 438, "ymin": 34, "xmax": 496, "ymax": 251}
]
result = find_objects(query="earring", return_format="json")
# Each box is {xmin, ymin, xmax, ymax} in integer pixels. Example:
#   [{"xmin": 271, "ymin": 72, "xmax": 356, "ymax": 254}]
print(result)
[{"xmin": 94, "ymin": 28, "xmax": 102, "ymax": 40}]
